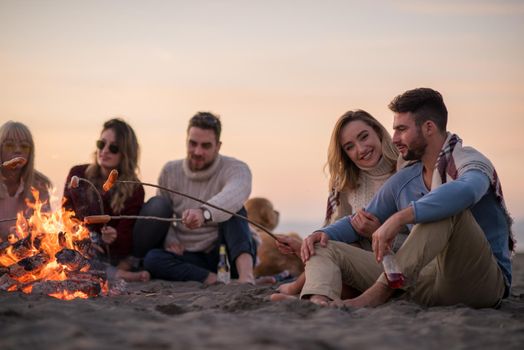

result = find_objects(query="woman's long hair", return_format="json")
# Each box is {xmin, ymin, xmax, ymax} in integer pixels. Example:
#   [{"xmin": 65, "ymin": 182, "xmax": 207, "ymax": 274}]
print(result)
[
  {"xmin": 0, "ymin": 121, "xmax": 51, "ymax": 206},
  {"xmin": 85, "ymin": 118, "xmax": 140, "ymax": 213},
  {"xmin": 325, "ymin": 110, "xmax": 398, "ymax": 192}
]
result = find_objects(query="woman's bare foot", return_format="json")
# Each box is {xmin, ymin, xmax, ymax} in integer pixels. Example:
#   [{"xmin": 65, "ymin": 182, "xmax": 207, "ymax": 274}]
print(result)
[
  {"xmin": 277, "ymin": 280, "xmax": 302, "ymax": 295},
  {"xmin": 270, "ymin": 293, "xmax": 298, "ymax": 302},
  {"xmin": 256, "ymin": 276, "xmax": 277, "ymax": 285},
  {"xmin": 277, "ymin": 272, "xmax": 305, "ymax": 295},
  {"xmin": 309, "ymin": 294, "xmax": 332, "ymax": 306},
  {"xmin": 116, "ymin": 270, "xmax": 150, "ymax": 282}
]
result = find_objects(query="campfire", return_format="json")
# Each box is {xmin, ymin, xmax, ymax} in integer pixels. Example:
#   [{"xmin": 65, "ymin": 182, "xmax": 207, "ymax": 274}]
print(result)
[{"xmin": 0, "ymin": 189, "xmax": 108, "ymax": 300}]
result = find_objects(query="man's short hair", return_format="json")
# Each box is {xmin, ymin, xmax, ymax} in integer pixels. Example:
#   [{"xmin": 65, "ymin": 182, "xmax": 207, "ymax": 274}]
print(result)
[
  {"xmin": 187, "ymin": 112, "xmax": 222, "ymax": 141},
  {"xmin": 388, "ymin": 88, "xmax": 448, "ymax": 132}
]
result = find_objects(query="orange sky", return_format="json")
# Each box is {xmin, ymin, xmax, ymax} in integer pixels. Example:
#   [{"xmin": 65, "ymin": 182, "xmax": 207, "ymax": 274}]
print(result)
[{"xmin": 1, "ymin": 0, "xmax": 523, "ymax": 238}]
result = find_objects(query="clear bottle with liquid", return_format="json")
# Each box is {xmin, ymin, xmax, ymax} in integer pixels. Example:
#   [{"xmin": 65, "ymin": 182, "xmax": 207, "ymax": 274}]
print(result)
[
  {"xmin": 382, "ymin": 251, "xmax": 405, "ymax": 289},
  {"xmin": 217, "ymin": 244, "xmax": 230, "ymax": 284}
]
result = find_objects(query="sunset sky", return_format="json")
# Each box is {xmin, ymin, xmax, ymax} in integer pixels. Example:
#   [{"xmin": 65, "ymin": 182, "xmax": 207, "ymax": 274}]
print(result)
[{"xmin": 1, "ymin": 0, "xmax": 523, "ymax": 242}]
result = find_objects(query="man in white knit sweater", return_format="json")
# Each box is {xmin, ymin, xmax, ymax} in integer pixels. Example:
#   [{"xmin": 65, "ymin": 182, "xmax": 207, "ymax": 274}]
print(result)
[{"xmin": 135, "ymin": 112, "xmax": 256, "ymax": 284}]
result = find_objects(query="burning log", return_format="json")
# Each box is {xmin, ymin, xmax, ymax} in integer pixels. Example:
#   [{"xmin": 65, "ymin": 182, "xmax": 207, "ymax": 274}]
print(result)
[
  {"xmin": 31, "ymin": 279, "xmax": 102, "ymax": 298},
  {"xmin": 0, "ymin": 273, "xmax": 18, "ymax": 291},
  {"xmin": 0, "ymin": 241, "xmax": 10, "ymax": 255},
  {"xmin": 8, "ymin": 253, "xmax": 50, "ymax": 278},
  {"xmin": 73, "ymin": 238, "xmax": 93, "ymax": 257},
  {"xmin": 10, "ymin": 236, "xmax": 33, "ymax": 260},
  {"xmin": 0, "ymin": 266, "xmax": 8, "ymax": 276},
  {"xmin": 55, "ymin": 248, "xmax": 91, "ymax": 271},
  {"xmin": 65, "ymin": 269, "xmax": 107, "ymax": 281}
]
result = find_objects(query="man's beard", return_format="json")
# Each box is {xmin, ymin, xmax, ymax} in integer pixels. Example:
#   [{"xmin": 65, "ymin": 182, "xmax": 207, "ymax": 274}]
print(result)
[
  {"xmin": 188, "ymin": 155, "xmax": 215, "ymax": 171},
  {"xmin": 402, "ymin": 131, "xmax": 427, "ymax": 161}
]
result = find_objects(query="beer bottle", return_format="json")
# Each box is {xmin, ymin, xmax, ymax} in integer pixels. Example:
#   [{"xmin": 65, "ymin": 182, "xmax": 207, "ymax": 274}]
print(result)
[{"xmin": 217, "ymin": 244, "xmax": 230, "ymax": 284}]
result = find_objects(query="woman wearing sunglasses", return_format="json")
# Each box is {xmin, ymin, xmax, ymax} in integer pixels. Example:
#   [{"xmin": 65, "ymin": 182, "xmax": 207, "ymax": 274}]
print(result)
[
  {"xmin": 62, "ymin": 118, "xmax": 148, "ymax": 282},
  {"xmin": 0, "ymin": 121, "xmax": 52, "ymax": 242}
]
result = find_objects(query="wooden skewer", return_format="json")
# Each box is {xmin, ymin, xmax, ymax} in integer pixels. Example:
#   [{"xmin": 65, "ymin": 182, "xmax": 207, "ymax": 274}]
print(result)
[
  {"xmin": 117, "ymin": 179, "xmax": 279, "ymax": 241},
  {"xmin": 0, "ymin": 217, "xmax": 17, "ymax": 223},
  {"xmin": 84, "ymin": 214, "xmax": 183, "ymax": 225}
]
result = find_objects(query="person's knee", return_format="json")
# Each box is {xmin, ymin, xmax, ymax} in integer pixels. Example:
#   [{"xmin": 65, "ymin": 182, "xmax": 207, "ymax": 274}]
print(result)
[
  {"xmin": 143, "ymin": 249, "xmax": 169, "ymax": 273},
  {"xmin": 141, "ymin": 196, "xmax": 172, "ymax": 217}
]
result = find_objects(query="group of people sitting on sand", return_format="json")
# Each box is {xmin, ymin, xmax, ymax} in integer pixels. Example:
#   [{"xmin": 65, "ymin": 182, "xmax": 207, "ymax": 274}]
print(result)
[{"xmin": 0, "ymin": 87, "xmax": 515, "ymax": 309}]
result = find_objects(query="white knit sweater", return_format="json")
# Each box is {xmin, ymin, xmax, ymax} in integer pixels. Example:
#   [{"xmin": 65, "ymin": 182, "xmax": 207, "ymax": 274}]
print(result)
[
  {"xmin": 158, "ymin": 155, "xmax": 252, "ymax": 252},
  {"xmin": 327, "ymin": 156, "xmax": 394, "ymax": 225}
]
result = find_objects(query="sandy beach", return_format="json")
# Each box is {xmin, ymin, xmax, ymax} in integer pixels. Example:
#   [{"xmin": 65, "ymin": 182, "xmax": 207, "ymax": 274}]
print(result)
[{"xmin": 1, "ymin": 253, "xmax": 523, "ymax": 350}]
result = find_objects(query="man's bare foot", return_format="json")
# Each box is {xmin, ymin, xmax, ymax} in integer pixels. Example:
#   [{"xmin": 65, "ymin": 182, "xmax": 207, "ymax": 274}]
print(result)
[
  {"xmin": 332, "ymin": 282, "xmax": 394, "ymax": 308},
  {"xmin": 270, "ymin": 293, "xmax": 298, "ymax": 302},
  {"xmin": 236, "ymin": 253, "xmax": 255, "ymax": 285},
  {"xmin": 116, "ymin": 270, "xmax": 150, "ymax": 282},
  {"xmin": 309, "ymin": 294, "xmax": 332, "ymax": 306},
  {"xmin": 204, "ymin": 273, "xmax": 217, "ymax": 285},
  {"xmin": 237, "ymin": 274, "xmax": 255, "ymax": 285}
]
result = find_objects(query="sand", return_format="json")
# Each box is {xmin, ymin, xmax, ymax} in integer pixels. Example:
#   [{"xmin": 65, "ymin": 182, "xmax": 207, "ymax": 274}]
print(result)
[{"xmin": 1, "ymin": 254, "xmax": 523, "ymax": 350}]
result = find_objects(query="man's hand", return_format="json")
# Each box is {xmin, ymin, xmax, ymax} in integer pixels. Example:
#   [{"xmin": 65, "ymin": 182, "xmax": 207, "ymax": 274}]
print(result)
[
  {"xmin": 372, "ymin": 206, "xmax": 414, "ymax": 262},
  {"xmin": 182, "ymin": 208, "xmax": 206, "ymax": 229},
  {"xmin": 351, "ymin": 209, "xmax": 381, "ymax": 238},
  {"xmin": 300, "ymin": 231, "xmax": 329, "ymax": 263},
  {"xmin": 101, "ymin": 225, "xmax": 117, "ymax": 244},
  {"xmin": 275, "ymin": 234, "xmax": 302, "ymax": 257},
  {"xmin": 165, "ymin": 241, "xmax": 185, "ymax": 255}
]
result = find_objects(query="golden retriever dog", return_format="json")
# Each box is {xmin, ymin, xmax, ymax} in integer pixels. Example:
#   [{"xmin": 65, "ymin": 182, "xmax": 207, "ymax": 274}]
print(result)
[{"xmin": 245, "ymin": 197, "xmax": 304, "ymax": 278}]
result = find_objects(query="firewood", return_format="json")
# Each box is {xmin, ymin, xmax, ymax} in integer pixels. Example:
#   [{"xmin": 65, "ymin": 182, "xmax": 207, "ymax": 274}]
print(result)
[
  {"xmin": 55, "ymin": 248, "xmax": 90, "ymax": 271},
  {"xmin": 8, "ymin": 253, "xmax": 50, "ymax": 278},
  {"xmin": 31, "ymin": 279, "xmax": 102, "ymax": 297},
  {"xmin": 65, "ymin": 269, "xmax": 107, "ymax": 282},
  {"xmin": 0, "ymin": 273, "xmax": 18, "ymax": 291},
  {"xmin": 10, "ymin": 236, "xmax": 33, "ymax": 259}
]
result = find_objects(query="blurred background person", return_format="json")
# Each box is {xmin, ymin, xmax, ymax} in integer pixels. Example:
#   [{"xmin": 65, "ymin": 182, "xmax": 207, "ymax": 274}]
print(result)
[
  {"xmin": 0, "ymin": 121, "xmax": 51, "ymax": 241},
  {"xmin": 62, "ymin": 118, "xmax": 148, "ymax": 282}
]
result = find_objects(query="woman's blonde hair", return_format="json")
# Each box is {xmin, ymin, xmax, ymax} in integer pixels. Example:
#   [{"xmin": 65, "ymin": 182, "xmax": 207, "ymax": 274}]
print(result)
[
  {"xmin": 0, "ymin": 121, "xmax": 51, "ymax": 206},
  {"xmin": 325, "ymin": 110, "xmax": 398, "ymax": 191},
  {"xmin": 85, "ymin": 118, "xmax": 140, "ymax": 213}
]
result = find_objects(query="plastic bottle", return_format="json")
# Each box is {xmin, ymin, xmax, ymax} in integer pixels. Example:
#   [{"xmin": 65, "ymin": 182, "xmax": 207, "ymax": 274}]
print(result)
[
  {"xmin": 382, "ymin": 251, "xmax": 405, "ymax": 289},
  {"xmin": 217, "ymin": 244, "xmax": 230, "ymax": 284}
]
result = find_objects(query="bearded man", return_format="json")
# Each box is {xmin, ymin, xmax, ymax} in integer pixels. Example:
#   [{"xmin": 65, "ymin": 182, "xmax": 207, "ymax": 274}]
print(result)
[
  {"xmin": 135, "ymin": 112, "xmax": 256, "ymax": 285},
  {"xmin": 300, "ymin": 88, "xmax": 513, "ymax": 308}
]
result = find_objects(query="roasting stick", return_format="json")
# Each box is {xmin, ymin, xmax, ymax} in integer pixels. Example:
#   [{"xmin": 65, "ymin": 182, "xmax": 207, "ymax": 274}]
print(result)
[
  {"xmin": 84, "ymin": 215, "xmax": 182, "ymax": 225},
  {"xmin": 69, "ymin": 176, "xmax": 111, "ymax": 261},
  {"xmin": 95, "ymin": 170, "xmax": 279, "ymax": 241},
  {"xmin": 0, "ymin": 217, "xmax": 17, "ymax": 223}
]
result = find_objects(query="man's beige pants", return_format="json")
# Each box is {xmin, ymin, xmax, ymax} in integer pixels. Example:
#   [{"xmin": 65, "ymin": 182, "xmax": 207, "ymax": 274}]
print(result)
[{"xmin": 301, "ymin": 210, "xmax": 506, "ymax": 308}]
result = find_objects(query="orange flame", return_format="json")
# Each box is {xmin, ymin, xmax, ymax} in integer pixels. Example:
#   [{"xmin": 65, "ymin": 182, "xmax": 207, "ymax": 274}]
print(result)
[{"xmin": 0, "ymin": 188, "xmax": 106, "ymax": 300}]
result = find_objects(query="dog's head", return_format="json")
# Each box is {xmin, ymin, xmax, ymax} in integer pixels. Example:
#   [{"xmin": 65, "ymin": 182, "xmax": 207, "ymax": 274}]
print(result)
[{"xmin": 245, "ymin": 197, "xmax": 279, "ymax": 231}]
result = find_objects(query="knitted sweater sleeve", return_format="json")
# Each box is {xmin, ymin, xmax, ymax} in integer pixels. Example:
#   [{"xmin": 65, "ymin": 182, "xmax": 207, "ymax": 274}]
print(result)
[{"xmin": 204, "ymin": 160, "xmax": 252, "ymax": 223}]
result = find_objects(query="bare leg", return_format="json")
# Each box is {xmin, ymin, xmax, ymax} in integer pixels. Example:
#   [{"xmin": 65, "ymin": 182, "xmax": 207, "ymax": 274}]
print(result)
[
  {"xmin": 115, "ymin": 269, "xmax": 150, "ymax": 282},
  {"xmin": 204, "ymin": 272, "xmax": 217, "ymax": 285},
  {"xmin": 341, "ymin": 283, "xmax": 361, "ymax": 299},
  {"xmin": 270, "ymin": 293, "xmax": 298, "ymax": 302},
  {"xmin": 278, "ymin": 272, "xmax": 305, "ymax": 295},
  {"xmin": 235, "ymin": 253, "xmax": 255, "ymax": 284},
  {"xmin": 335, "ymin": 281, "xmax": 394, "ymax": 308}
]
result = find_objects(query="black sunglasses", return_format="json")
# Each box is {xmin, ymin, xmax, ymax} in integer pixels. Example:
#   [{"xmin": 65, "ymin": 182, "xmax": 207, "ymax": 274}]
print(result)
[{"xmin": 96, "ymin": 140, "xmax": 120, "ymax": 154}]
